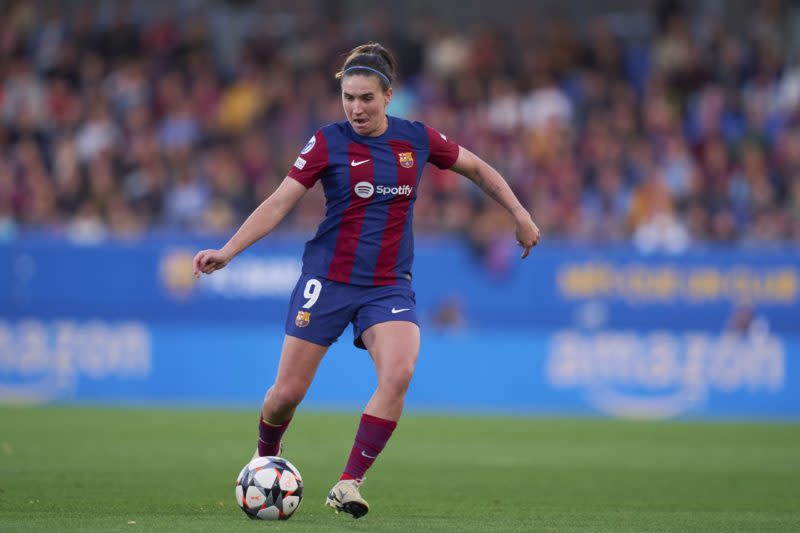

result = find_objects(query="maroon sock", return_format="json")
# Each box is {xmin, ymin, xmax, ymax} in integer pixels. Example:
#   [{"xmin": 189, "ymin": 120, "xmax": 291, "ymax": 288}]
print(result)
[
  {"xmin": 340, "ymin": 413, "xmax": 397, "ymax": 481},
  {"xmin": 257, "ymin": 416, "xmax": 291, "ymax": 457}
]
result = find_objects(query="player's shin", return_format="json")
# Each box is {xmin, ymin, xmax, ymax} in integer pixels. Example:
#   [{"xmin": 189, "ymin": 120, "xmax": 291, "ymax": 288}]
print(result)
[
  {"xmin": 257, "ymin": 415, "xmax": 291, "ymax": 457},
  {"xmin": 340, "ymin": 413, "xmax": 397, "ymax": 481}
]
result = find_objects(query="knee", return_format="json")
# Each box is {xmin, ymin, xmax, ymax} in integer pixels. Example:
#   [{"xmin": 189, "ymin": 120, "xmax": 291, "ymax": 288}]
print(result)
[
  {"xmin": 379, "ymin": 363, "xmax": 415, "ymax": 397},
  {"xmin": 267, "ymin": 383, "xmax": 306, "ymax": 409}
]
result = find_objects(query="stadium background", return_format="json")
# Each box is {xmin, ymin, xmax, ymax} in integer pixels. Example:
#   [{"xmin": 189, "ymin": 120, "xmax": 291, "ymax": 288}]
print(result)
[
  {"xmin": 1, "ymin": 0, "xmax": 797, "ymax": 419},
  {"xmin": 1, "ymin": 1, "xmax": 799, "ymax": 531}
]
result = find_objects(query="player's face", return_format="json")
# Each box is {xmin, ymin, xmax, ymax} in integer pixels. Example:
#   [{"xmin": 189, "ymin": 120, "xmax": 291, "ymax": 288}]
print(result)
[{"xmin": 341, "ymin": 75, "xmax": 392, "ymax": 137}]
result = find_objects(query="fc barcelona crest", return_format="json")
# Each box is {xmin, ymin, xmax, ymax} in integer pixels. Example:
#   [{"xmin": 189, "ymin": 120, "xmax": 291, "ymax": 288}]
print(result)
[
  {"xmin": 397, "ymin": 152, "xmax": 415, "ymax": 168},
  {"xmin": 295, "ymin": 310, "xmax": 311, "ymax": 327}
]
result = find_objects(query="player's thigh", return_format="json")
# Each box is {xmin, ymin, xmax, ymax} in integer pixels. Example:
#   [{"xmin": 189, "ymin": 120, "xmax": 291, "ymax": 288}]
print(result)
[
  {"xmin": 272, "ymin": 334, "xmax": 329, "ymax": 393},
  {"xmin": 360, "ymin": 321, "xmax": 421, "ymax": 384}
]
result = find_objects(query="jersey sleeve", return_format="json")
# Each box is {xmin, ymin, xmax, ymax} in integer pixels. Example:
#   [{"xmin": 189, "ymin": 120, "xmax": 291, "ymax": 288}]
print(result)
[
  {"xmin": 425, "ymin": 125, "xmax": 460, "ymax": 169},
  {"xmin": 287, "ymin": 130, "xmax": 328, "ymax": 188}
]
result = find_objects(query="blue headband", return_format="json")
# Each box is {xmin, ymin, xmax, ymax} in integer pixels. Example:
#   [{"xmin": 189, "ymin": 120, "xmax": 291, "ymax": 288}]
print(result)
[{"xmin": 344, "ymin": 66, "xmax": 391, "ymax": 86}]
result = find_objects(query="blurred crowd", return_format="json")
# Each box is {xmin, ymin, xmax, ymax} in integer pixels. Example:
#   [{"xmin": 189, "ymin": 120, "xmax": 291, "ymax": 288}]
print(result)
[{"xmin": 2, "ymin": 0, "xmax": 800, "ymax": 251}]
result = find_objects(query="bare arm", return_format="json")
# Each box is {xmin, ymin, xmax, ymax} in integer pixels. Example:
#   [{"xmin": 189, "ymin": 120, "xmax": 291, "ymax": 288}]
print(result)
[
  {"xmin": 193, "ymin": 177, "xmax": 308, "ymax": 277},
  {"xmin": 450, "ymin": 146, "xmax": 541, "ymax": 258}
]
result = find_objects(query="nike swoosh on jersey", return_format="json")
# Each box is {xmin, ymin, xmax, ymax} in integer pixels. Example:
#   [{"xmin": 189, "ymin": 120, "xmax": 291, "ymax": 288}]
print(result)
[
  {"xmin": 361, "ymin": 450, "xmax": 377, "ymax": 459},
  {"xmin": 391, "ymin": 307, "xmax": 411, "ymax": 314},
  {"xmin": 351, "ymin": 159, "xmax": 371, "ymax": 166}
]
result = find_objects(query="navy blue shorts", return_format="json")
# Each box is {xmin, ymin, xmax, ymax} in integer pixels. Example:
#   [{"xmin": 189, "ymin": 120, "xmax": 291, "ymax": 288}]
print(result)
[{"xmin": 284, "ymin": 273, "xmax": 418, "ymax": 349}]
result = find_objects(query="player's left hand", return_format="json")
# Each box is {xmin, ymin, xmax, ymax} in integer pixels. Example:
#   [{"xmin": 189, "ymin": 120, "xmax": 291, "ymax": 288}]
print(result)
[{"xmin": 515, "ymin": 215, "xmax": 540, "ymax": 259}]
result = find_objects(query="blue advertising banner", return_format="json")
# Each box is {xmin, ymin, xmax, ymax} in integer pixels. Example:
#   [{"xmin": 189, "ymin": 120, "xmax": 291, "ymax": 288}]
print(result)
[
  {"xmin": 1, "ymin": 235, "xmax": 798, "ymax": 418},
  {"xmin": 0, "ymin": 319, "xmax": 795, "ymax": 420}
]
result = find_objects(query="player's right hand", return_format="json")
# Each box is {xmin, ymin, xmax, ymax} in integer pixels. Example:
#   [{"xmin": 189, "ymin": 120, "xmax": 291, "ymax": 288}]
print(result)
[{"xmin": 193, "ymin": 249, "xmax": 231, "ymax": 278}]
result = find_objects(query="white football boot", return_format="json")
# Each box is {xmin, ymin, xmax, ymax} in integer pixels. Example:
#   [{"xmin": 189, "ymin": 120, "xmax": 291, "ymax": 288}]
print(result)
[{"xmin": 325, "ymin": 478, "xmax": 369, "ymax": 519}]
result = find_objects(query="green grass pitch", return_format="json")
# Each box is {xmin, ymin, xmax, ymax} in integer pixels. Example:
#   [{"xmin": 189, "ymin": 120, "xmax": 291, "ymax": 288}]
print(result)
[{"xmin": 1, "ymin": 406, "xmax": 799, "ymax": 532}]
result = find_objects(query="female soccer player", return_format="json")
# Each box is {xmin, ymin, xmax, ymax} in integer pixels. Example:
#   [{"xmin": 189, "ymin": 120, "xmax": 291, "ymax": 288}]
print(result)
[{"xmin": 193, "ymin": 42, "xmax": 540, "ymax": 519}]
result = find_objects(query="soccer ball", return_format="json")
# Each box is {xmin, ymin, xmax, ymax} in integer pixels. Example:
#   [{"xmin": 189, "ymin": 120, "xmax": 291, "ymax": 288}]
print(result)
[{"xmin": 235, "ymin": 456, "xmax": 304, "ymax": 520}]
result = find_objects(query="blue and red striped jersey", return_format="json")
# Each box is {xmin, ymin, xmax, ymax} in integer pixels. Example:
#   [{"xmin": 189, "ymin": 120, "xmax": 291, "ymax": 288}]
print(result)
[{"xmin": 287, "ymin": 115, "xmax": 459, "ymax": 286}]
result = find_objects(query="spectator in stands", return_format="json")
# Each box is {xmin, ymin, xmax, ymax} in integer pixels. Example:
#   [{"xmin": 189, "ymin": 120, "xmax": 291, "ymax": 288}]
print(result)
[{"xmin": 0, "ymin": 0, "xmax": 798, "ymax": 247}]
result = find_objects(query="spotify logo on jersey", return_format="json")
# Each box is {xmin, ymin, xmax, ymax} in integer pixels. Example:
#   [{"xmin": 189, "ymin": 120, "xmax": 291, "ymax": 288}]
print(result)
[
  {"xmin": 353, "ymin": 181, "xmax": 415, "ymax": 198},
  {"xmin": 354, "ymin": 181, "xmax": 375, "ymax": 198}
]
